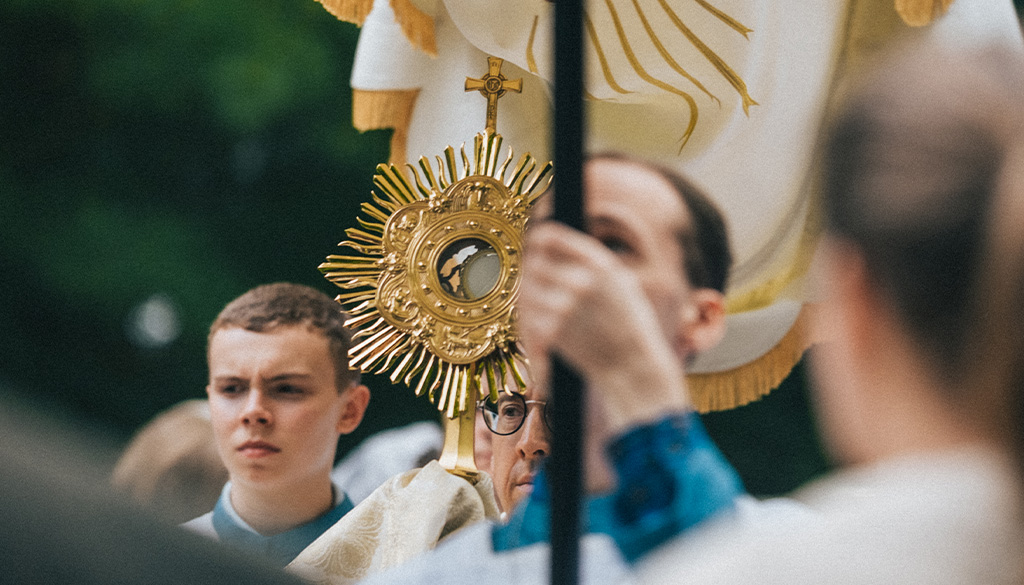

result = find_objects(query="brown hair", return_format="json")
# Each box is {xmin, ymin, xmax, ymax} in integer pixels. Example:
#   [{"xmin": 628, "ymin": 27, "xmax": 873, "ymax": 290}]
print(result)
[
  {"xmin": 821, "ymin": 41, "xmax": 1024, "ymax": 389},
  {"xmin": 208, "ymin": 282, "xmax": 360, "ymax": 391},
  {"xmin": 967, "ymin": 125, "xmax": 1024, "ymax": 463}
]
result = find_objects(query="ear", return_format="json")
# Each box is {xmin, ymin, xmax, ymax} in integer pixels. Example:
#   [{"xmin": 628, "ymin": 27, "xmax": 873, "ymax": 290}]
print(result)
[
  {"xmin": 336, "ymin": 384, "xmax": 371, "ymax": 435},
  {"xmin": 676, "ymin": 288, "xmax": 727, "ymax": 358}
]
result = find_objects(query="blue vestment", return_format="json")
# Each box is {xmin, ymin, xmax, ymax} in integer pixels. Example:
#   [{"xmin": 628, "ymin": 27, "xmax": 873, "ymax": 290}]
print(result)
[{"xmin": 183, "ymin": 482, "xmax": 353, "ymax": 567}]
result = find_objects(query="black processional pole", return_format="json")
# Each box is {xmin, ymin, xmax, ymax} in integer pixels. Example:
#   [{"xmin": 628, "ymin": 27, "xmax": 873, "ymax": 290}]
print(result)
[{"xmin": 550, "ymin": 0, "xmax": 585, "ymax": 584}]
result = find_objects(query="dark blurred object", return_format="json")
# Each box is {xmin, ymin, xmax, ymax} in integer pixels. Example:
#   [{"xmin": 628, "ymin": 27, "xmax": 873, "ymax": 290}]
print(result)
[
  {"xmin": 702, "ymin": 356, "xmax": 831, "ymax": 496},
  {"xmin": 0, "ymin": 390, "xmax": 307, "ymax": 585}
]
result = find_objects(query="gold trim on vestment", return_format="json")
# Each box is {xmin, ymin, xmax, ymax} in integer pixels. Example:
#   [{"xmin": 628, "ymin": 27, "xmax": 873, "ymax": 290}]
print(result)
[
  {"xmin": 315, "ymin": 0, "xmax": 374, "ymax": 25},
  {"xmin": 526, "ymin": 15, "xmax": 540, "ymax": 75},
  {"xmin": 389, "ymin": 0, "xmax": 438, "ymax": 57},
  {"xmin": 630, "ymin": 0, "xmax": 719, "ymax": 105},
  {"xmin": 601, "ymin": 0, "xmax": 700, "ymax": 150},
  {"xmin": 352, "ymin": 89, "xmax": 419, "ymax": 166},
  {"xmin": 585, "ymin": 14, "xmax": 633, "ymax": 95},
  {"xmin": 895, "ymin": 0, "xmax": 955, "ymax": 26},
  {"xmin": 657, "ymin": 0, "xmax": 758, "ymax": 114},
  {"xmin": 314, "ymin": 0, "xmax": 436, "ymax": 55},
  {"xmin": 694, "ymin": 0, "xmax": 753, "ymax": 38}
]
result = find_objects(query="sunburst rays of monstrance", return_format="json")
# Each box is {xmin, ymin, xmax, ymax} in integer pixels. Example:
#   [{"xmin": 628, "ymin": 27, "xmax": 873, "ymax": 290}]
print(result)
[{"xmin": 320, "ymin": 57, "xmax": 551, "ymax": 482}]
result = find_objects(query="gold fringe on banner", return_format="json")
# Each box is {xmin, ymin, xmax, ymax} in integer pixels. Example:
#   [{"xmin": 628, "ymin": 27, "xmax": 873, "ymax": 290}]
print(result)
[
  {"xmin": 314, "ymin": 0, "xmax": 374, "ymax": 25},
  {"xmin": 894, "ymin": 0, "xmax": 955, "ymax": 26},
  {"xmin": 688, "ymin": 305, "xmax": 817, "ymax": 413},
  {"xmin": 313, "ymin": 0, "xmax": 436, "ymax": 56},
  {"xmin": 352, "ymin": 88, "xmax": 419, "ymax": 165},
  {"xmin": 390, "ymin": 0, "xmax": 438, "ymax": 56}
]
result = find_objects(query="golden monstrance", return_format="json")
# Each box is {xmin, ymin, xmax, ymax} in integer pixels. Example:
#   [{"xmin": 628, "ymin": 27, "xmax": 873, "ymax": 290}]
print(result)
[{"xmin": 320, "ymin": 56, "xmax": 551, "ymax": 482}]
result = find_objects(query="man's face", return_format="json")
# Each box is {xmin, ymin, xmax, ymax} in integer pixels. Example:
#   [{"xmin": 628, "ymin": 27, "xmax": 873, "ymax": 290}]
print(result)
[
  {"xmin": 488, "ymin": 383, "xmax": 550, "ymax": 513},
  {"xmin": 489, "ymin": 159, "xmax": 698, "ymax": 512},
  {"xmin": 206, "ymin": 325, "xmax": 352, "ymax": 492},
  {"xmin": 581, "ymin": 158, "xmax": 696, "ymax": 346}
]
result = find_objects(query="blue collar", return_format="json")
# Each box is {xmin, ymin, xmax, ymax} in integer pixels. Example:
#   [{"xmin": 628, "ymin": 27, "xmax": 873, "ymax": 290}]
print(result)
[{"xmin": 211, "ymin": 483, "xmax": 353, "ymax": 567}]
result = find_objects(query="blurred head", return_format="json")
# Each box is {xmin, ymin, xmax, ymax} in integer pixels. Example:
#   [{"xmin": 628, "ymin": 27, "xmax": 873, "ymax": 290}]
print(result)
[
  {"xmin": 112, "ymin": 399, "xmax": 228, "ymax": 524},
  {"xmin": 813, "ymin": 41, "xmax": 1024, "ymax": 461},
  {"xmin": 585, "ymin": 155, "xmax": 732, "ymax": 297},
  {"xmin": 205, "ymin": 283, "xmax": 370, "ymax": 493}
]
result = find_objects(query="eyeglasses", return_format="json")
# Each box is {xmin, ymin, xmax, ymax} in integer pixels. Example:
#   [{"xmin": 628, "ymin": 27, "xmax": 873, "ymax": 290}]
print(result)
[{"xmin": 478, "ymin": 392, "xmax": 552, "ymax": 436}]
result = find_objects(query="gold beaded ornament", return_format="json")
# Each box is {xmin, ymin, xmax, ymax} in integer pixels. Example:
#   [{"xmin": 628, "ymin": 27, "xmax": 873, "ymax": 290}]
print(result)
[{"xmin": 320, "ymin": 57, "xmax": 551, "ymax": 481}]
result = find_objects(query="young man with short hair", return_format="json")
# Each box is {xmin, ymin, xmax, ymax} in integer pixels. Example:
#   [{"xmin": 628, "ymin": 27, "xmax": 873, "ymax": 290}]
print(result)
[{"xmin": 183, "ymin": 283, "xmax": 370, "ymax": 567}]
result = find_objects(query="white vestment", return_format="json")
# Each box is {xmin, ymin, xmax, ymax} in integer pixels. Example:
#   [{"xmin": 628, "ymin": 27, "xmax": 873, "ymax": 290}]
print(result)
[
  {"xmin": 636, "ymin": 448, "xmax": 1024, "ymax": 585},
  {"xmin": 358, "ymin": 524, "xmax": 630, "ymax": 585},
  {"xmin": 351, "ymin": 493, "xmax": 811, "ymax": 585},
  {"xmin": 289, "ymin": 461, "xmax": 500, "ymax": 584},
  {"xmin": 332, "ymin": 421, "xmax": 443, "ymax": 504}
]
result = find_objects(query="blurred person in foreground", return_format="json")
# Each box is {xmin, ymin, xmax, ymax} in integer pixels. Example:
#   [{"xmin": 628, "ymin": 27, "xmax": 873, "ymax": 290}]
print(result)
[
  {"xmin": 182, "ymin": 282, "xmax": 370, "ymax": 567},
  {"xmin": 634, "ymin": 39, "xmax": 1024, "ymax": 585},
  {"xmin": 112, "ymin": 399, "xmax": 228, "ymax": 524},
  {"xmin": 362, "ymin": 38, "xmax": 1024, "ymax": 585}
]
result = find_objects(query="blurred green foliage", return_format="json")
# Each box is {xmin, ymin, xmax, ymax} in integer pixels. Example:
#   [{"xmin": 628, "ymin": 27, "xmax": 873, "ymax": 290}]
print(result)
[
  {"xmin": 2, "ymin": 0, "xmax": 1019, "ymax": 495},
  {"xmin": 0, "ymin": 0, "xmax": 439, "ymax": 458}
]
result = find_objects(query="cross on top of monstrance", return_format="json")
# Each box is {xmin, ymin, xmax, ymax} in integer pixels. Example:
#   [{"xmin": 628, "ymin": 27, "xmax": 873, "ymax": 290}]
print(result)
[
  {"xmin": 465, "ymin": 56, "xmax": 523, "ymax": 135},
  {"xmin": 320, "ymin": 55, "xmax": 550, "ymax": 483}
]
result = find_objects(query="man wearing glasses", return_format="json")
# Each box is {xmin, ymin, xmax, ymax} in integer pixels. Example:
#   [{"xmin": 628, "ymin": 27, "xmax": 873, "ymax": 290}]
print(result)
[{"xmin": 479, "ymin": 386, "xmax": 552, "ymax": 515}]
